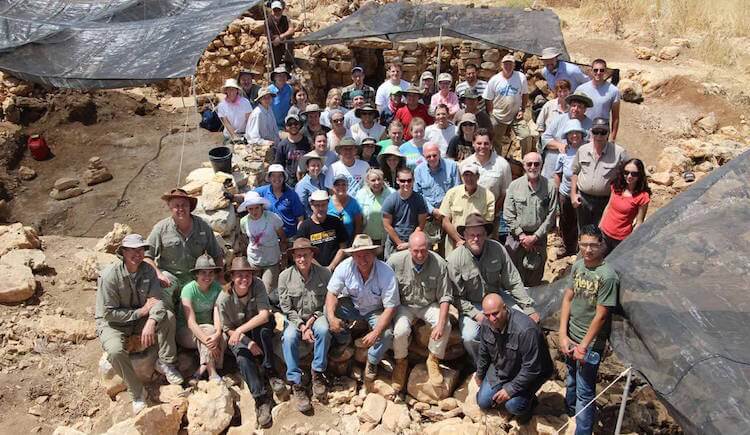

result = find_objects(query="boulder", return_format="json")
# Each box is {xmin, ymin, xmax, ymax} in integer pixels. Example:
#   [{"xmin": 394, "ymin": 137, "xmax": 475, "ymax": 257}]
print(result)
[
  {"xmin": 50, "ymin": 187, "xmax": 84, "ymax": 200},
  {"xmin": 453, "ymin": 374, "xmax": 482, "ymax": 421},
  {"xmin": 0, "ymin": 223, "xmax": 41, "ymax": 256},
  {"xmin": 656, "ymin": 147, "xmax": 691, "ymax": 174},
  {"xmin": 158, "ymin": 385, "xmax": 186, "ymax": 403},
  {"xmin": 340, "ymin": 414, "xmax": 360, "ymax": 433},
  {"xmin": 633, "ymin": 46, "xmax": 655, "ymax": 60},
  {"xmin": 438, "ymin": 398, "xmax": 459, "ymax": 411},
  {"xmin": 18, "ymin": 166, "xmax": 36, "ymax": 180},
  {"xmin": 658, "ymin": 45, "xmax": 680, "ymax": 60},
  {"xmin": 200, "ymin": 181, "xmax": 230, "ymax": 212},
  {"xmin": 412, "ymin": 322, "xmax": 464, "ymax": 360},
  {"xmin": 360, "ymin": 393, "xmax": 387, "ymax": 424},
  {"xmin": 407, "ymin": 363, "xmax": 460, "ymax": 404},
  {"xmin": 370, "ymin": 378, "xmax": 397, "ymax": 400},
  {"xmin": 35, "ymin": 315, "xmax": 96, "ymax": 343},
  {"xmin": 696, "ymin": 112, "xmax": 718, "ymax": 134},
  {"xmin": 0, "ymin": 248, "xmax": 47, "ymax": 272},
  {"xmin": 52, "ymin": 427, "xmax": 87, "ymax": 435},
  {"xmin": 95, "ymin": 223, "xmax": 133, "ymax": 254},
  {"xmin": 648, "ymin": 172, "xmax": 673, "ymax": 186},
  {"xmin": 0, "ymin": 264, "xmax": 36, "ymax": 303},
  {"xmin": 194, "ymin": 203, "xmax": 237, "ymax": 237},
  {"xmin": 187, "ymin": 381, "xmax": 235, "ymax": 434},
  {"xmin": 74, "ymin": 249, "xmax": 119, "ymax": 281},
  {"xmin": 381, "ymin": 401, "xmax": 411, "ymax": 432},
  {"xmin": 185, "ymin": 167, "xmax": 216, "ymax": 186},
  {"xmin": 105, "ymin": 401, "xmax": 187, "ymax": 435},
  {"xmin": 422, "ymin": 417, "xmax": 485, "ymax": 435},
  {"xmin": 617, "ymin": 79, "xmax": 643, "ymax": 103},
  {"xmin": 233, "ymin": 382, "xmax": 257, "ymax": 428}
]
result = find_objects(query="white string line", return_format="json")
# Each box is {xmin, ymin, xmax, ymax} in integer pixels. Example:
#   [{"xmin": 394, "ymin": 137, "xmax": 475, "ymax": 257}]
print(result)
[
  {"xmin": 555, "ymin": 366, "xmax": 633, "ymax": 434},
  {"xmin": 176, "ymin": 76, "xmax": 195, "ymax": 186}
]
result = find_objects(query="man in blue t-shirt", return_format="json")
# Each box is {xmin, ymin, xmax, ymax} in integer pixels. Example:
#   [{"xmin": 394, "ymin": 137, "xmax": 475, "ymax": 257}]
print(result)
[{"xmin": 382, "ymin": 167, "xmax": 428, "ymax": 259}]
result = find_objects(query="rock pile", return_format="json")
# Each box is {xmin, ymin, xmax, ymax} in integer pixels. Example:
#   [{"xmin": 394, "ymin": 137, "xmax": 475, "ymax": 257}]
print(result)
[
  {"xmin": 50, "ymin": 177, "xmax": 85, "ymax": 200},
  {"xmin": 82, "ymin": 156, "xmax": 113, "ymax": 186}
]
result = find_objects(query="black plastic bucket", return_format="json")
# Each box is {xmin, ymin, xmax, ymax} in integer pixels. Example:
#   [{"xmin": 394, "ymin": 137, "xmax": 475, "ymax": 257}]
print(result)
[{"xmin": 208, "ymin": 146, "xmax": 232, "ymax": 173}]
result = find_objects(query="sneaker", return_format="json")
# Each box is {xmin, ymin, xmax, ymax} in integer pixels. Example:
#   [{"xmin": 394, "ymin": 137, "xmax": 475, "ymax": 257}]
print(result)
[
  {"xmin": 256, "ymin": 398, "xmax": 273, "ymax": 428},
  {"xmin": 132, "ymin": 399, "xmax": 147, "ymax": 415},
  {"xmin": 364, "ymin": 360, "xmax": 378, "ymax": 382},
  {"xmin": 292, "ymin": 383, "xmax": 312, "ymax": 413},
  {"xmin": 155, "ymin": 360, "xmax": 184, "ymax": 385},
  {"xmin": 311, "ymin": 370, "xmax": 327, "ymax": 398}
]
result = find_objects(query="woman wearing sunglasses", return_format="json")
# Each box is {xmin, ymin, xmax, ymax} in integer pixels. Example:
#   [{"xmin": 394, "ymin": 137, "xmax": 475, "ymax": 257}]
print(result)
[{"xmin": 598, "ymin": 158, "xmax": 651, "ymax": 255}]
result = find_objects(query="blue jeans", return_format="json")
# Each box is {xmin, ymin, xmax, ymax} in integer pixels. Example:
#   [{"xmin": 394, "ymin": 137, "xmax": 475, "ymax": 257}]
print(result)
[
  {"xmin": 476, "ymin": 377, "xmax": 535, "ymax": 416},
  {"xmin": 282, "ymin": 316, "xmax": 332, "ymax": 385},
  {"xmin": 565, "ymin": 354, "xmax": 600, "ymax": 435},
  {"xmin": 333, "ymin": 297, "xmax": 393, "ymax": 365},
  {"xmin": 458, "ymin": 302, "xmax": 483, "ymax": 367}
]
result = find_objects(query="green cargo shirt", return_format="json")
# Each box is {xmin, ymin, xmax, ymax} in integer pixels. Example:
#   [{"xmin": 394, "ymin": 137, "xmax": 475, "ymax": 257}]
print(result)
[
  {"xmin": 446, "ymin": 240, "xmax": 535, "ymax": 317},
  {"xmin": 145, "ymin": 215, "xmax": 223, "ymax": 282},
  {"xmin": 215, "ymin": 278, "xmax": 271, "ymax": 333},
  {"xmin": 503, "ymin": 174, "xmax": 558, "ymax": 239},
  {"xmin": 278, "ymin": 263, "xmax": 331, "ymax": 328},
  {"xmin": 386, "ymin": 250, "xmax": 453, "ymax": 308},
  {"xmin": 95, "ymin": 260, "xmax": 165, "ymax": 328}
]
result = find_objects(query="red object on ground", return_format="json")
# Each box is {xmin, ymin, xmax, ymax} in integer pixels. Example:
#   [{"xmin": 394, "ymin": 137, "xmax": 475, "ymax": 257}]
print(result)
[{"xmin": 27, "ymin": 134, "xmax": 50, "ymax": 160}]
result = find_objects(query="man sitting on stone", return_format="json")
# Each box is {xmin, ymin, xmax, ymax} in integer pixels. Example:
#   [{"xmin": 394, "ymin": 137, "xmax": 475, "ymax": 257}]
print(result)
[
  {"xmin": 96, "ymin": 234, "xmax": 184, "ymax": 414},
  {"xmin": 475, "ymin": 293, "xmax": 553, "ymax": 423},
  {"xmin": 446, "ymin": 214, "xmax": 538, "ymax": 365},
  {"xmin": 278, "ymin": 238, "xmax": 333, "ymax": 412},
  {"xmin": 326, "ymin": 234, "xmax": 399, "ymax": 385},
  {"xmin": 145, "ymin": 188, "xmax": 224, "ymax": 314},
  {"xmin": 387, "ymin": 231, "xmax": 453, "ymax": 392}
]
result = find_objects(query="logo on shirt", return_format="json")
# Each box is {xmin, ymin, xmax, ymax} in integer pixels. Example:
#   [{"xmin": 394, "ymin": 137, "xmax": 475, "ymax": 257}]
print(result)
[
  {"xmin": 310, "ymin": 230, "xmax": 336, "ymax": 243},
  {"xmin": 573, "ymin": 271, "xmax": 603, "ymax": 305}
]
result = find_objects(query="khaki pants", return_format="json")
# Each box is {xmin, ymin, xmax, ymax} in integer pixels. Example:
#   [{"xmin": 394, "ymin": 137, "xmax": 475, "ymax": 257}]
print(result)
[
  {"xmin": 160, "ymin": 271, "xmax": 190, "ymax": 314},
  {"xmin": 491, "ymin": 118, "xmax": 534, "ymax": 158},
  {"xmin": 392, "ymin": 304, "xmax": 451, "ymax": 360},
  {"xmin": 98, "ymin": 311, "xmax": 177, "ymax": 401},
  {"xmin": 177, "ymin": 324, "xmax": 226, "ymax": 368}
]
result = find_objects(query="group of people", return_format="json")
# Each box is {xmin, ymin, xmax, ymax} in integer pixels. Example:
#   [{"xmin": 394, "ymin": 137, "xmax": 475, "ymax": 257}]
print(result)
[{"xmin": 96, "ymin": 44, "xmax": 654, "ymax": 434}]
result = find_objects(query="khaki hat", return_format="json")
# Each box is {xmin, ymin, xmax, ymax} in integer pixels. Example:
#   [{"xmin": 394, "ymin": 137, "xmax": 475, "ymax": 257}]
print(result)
[
  {"xmin": 344, "ymin": 234, "xmax": 382, "ymax": 254},
  {"xmin": 458, "ymin": 113, "xmax": 477, "ymax": 129},
  {"xmin": 540, "ymin": 47, "xmax": 561, "ymax": 60},
  {"xmin": 230, "ymin": 256, "xmax": 260, "ymax": 272},
  {"xmin": 457, "ymin": 213, "xmax": 493, "ymax": 236},
  {"xmin": 222, "ymin": 78, "xmax": 242, "ymax": 91},
  {"xmin": 309, "ymin": 189, "xmax": 330, "ymax": 203},
  {"xmin": 299, "ymin": 151, "xmax": 323, "ymax": 171},
  {"xmin": 403, "ymin": 85, "xmax": 422, "ymax": 96},
  {"xmin": 355, "ymin": 104, "xmax": 379, "ymax": 118},
  {"xmin": 460, "ymin": 89, "xmax": 479, "ymax": 100},
  {"xmin": 190, "ymin": 254, "xmax": 222, "ymax": 273},
  {"xmin": 437, "ymin": 73, "xmax": 452, "ymax": 83},
  {"xmin": 161, "ymin": 188, "xmax": 198, "ymax": 211},
  {"xmin": 335, "ymin": 136, "xmax": 358, "ymax": 153},
  {"xmin": 255, "ymin": 86, "xmax": 276, "ymax": 102},
  {"xmin": 116, "ymin": 233, "xmax": 150, "ymax": 256},
  {"xmin": 361, "ymin": 137, "xmax": 378, "ymax": 146},
  {"xmin": 566, "ymin": 91, "xmax": 594, "ymax": 108},
  {"xmin": 389, "ymin": 86, "xmax": 403, "ymax": 96},
  {"xmin": 420, "ymin": 71, "xmax": 435, "ymax": 80},
  {"xmin": 287, "ymin": 237, "xmax": 319, "ymax": 255},
  {"xmin": 301, "ymin": 103, "xmax": 322, "ymax": 115},
  {"xmin": 377, "ymin": 145, "xmax": 406, "ymax": 169},
  {"xmin": 502, "ymin": 54, "xmax": 516, "ymax": 63},
  {"xmin": 460, "ymin": 160, "xmax": 480, "ymax": 175},
  {"xmin": 270, "ymin": 65, "xmax": 291, "ymax": 81}
]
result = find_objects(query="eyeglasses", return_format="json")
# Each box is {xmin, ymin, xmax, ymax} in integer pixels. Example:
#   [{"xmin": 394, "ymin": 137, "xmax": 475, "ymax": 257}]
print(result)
[
  {"xmin": 591, "ymin": 129, "xmax": 608, "ymax": 136},
  {"xmin": 592, "ymin": 68, "xmax": 606, "ymax": 73},
  {"xmin": 624, "ymin": 170, "xmax": 640, "ymax": 177},
  {"xmin": 579, "ymin": 242, "xmax": 600, "ymax": 249},
  {"xmin": 525, "ymin": 161, "xmax": 541, "ymax": 167},
  {"xmin": 398, "ymin": 178, "xmax": 413, "ymax": 184},
  {"xmin": 332, "ymin": 119, "xmax": 344, "ymax": 123}
]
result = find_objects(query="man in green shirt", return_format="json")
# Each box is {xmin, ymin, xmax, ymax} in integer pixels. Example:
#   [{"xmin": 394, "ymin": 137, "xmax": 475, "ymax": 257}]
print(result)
[
  {"xmin": 558, "ymin": 225, "xmax": 619, "ymax": 435},
  {"xmin": 503, "ymin": 151, "xmax": 558, "ymax": 286},
  {"xmin": 95, "ymin": 234, "xmax": 183, "ymax": 415}
]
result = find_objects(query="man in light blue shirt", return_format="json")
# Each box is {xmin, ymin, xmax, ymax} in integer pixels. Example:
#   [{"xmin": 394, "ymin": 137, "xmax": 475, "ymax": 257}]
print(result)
[
  {"xmin": 325, "ymin": 234, "xmax": 399, "ymax": 384},
  {"xmin": 414, "ymin": 143, "xmax": 460, "ymax": 218},
  {"xmin": 268, "ymin": 66, "xmax": 293, "ymax": 129},
  {"xmin": 540, "ymin": 47, "xmax": 590, "ymax": 92}
]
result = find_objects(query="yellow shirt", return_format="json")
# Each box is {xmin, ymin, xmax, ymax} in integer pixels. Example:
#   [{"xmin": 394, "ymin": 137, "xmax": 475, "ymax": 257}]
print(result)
[{"xmin": 439, "ymin": 184, "xmax": 495, "ymax": 255}]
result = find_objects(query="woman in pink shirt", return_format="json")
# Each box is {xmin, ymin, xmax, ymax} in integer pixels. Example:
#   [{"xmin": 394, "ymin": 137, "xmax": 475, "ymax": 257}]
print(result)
[
  {"xmin": 599, "ymin": 158, "xmax": 651, "ymax": 255},
  {"xmin": 430, "ymin": 73, "xmax": 460, "ymax": 117}
]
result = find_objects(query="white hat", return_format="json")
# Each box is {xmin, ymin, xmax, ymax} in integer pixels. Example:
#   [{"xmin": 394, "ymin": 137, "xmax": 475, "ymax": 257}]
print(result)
[
  {"xmin": 270, "ymin": 0, "xmax": 284, "ymax": 9},
  {"xmin": 238, "ymin": 191, "xmax": 271, "ymax": 212},
  {"xmin": 309, "ymin": 190, "xmax": 330, "ymax": 203},
  {"xmin": 460, "ymin": 161, "xmax": 480, "ymax": 175},
  {"xmin": 116, "ymin": 234, "xmax": 150, "ymax": 256},
  {"xmin": 502, "ymin": 54, "xmax": 516, "ymax": 63},
  {"xmin": 437, "ymin": 73, "xmax": 452, "ymax": 83},
  {"xmin": 420, "ymin": 71, "xmax": 435, "ymax": 80},
  {"xmin": 222, "ymin": 78, "xmax": 242, "ymax": 91},
  {"xmin": 265, "ymin": 163, "xmax": 288, "ymax": 182}
]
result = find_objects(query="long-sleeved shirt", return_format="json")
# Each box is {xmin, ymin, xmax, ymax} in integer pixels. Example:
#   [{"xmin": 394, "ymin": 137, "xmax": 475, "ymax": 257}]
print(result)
[
  {"xmin": 540, "ymin": 114, "xmax": 592, "ymax": 179},
  {"xmin": 476, "ymin": 309, "xmax": 553, "ymax": 397},
  {"xmin": 447, "ymin": 240, "xmax": 534, "ymax": 317},
  {"xmin": 503, "ymin": 175, "xmax": 558, "ymax": 240},
  {"xmin": 295, "ymin": 174, "xmax": 326, "ymax": 217},
  {"xmin": 95, "ymin": 261, "xmax": 165, "ymax": 327},
  {"xmin": 414, "ymin": 158, "xmax": 460, "ymax": 214},
  {"xmin": 278, "ymin": 264, "xmax": 331, "ymax": 328},
  {"xmin": 327, "ymin": 257, "xmax": 400, "ymax": 316},
  {"xmin": 269, "ymin": 83, "xmax": 293, "ymax": 129},
  {"xmin": 215, "ymin": 279, "xmax": 270, "ymax": 333},
  {"xmin": 245, "ymin": 105, "xmax": 279, "ymax": 146},
  {"xmin": 387, "ymin": 250, "xmax": 453, "ymax": 308}
]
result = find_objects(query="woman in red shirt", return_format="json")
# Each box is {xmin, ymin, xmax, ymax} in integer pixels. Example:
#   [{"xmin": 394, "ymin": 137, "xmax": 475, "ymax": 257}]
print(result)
[{"xmin": 599, "ymin": 158, "xmax": 651, "ymax": 255}]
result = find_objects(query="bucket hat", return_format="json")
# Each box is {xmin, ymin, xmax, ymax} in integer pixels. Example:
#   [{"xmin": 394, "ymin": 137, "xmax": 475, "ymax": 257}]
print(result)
[
  {"xmin": 457, "ymin": 213, "xmax": 494, "ymax": 236},
  {"xmin": 403, "ymin": 85, "xmax": 422, "ymax": 96},
  {"xmin": 116, "ymin": 233, "xmax": 150, "ymax": 256},
  {"xmin": 344, "ymin": 234, "xmax": 382, "ymax": 254},
  {"xmin": 377, "ymin": 145, "xmax": 406, "ymax": 169},
  {"xmin": 287, "ymin": 237, "xmax": 319, "ymax": 255},
  {"xmin": 255, "ymin": 86, "xmax": 276, "ymax": 102},
  {"xmin": 335, "ymin": 137, "xmax": 358, "ymax": 154},
  {"xmin": 309, "ymin": 189, "xmax": 330, "ymax": 203},
  {"xmin": 301, "ymin": 103, "xmax": 322, "ymax": 115},
  {"xmin": 237, "ymin": 191, "xmax": 271, "ymax": 212},
  {"xmin": 229, "ymin": 256, "xmax": 260, "ymax": 272},
  {"xmin": 561, "ymin": 118, "xmax": 587, "ymax": 140},
  {"xmin": 299, "ymin": 151, "xmax": 323, "ymax": 171},
  {"xmin": 355, "ymin": 104, "xmax": 379, "ymax": 118},
  {"xmin": 161, "ymin": 188, "xmax": 198, "ymax": 211},
  {"xmin": 270, "ymin": 66, "xmax": 291, "ymax": 81},
  {"xmin": 222, "ymin": 78, "xmax": 242, "ymax": 92},
  {"xmin": 540, "ymin": 47, "xmax": 562, "ymax": 60},
  {"xmin": 566, "ymin": 91, "xmax": 594, "ymax": 108},
  {"xmin": 265, "ymin": 163, "xmax": 288, "ymax": 182},
  {"xmin": 191, "ymin": 253, "xmax": 221, "ymax": 273}
]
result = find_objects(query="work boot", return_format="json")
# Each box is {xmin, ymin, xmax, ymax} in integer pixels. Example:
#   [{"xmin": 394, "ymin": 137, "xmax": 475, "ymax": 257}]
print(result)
[
  {"xmin": 426, "ymin": 353, "xmax": 444, "ymax": 386},
  {"xmin": 292, "ymin": 383, "xmax": 312, "ymax": 413},
  {"xmin": 391, "ymin": 358, "xmax": 409, "ymax": 392},
  {"xmin": 311, "ymin": 370, "xmax": 327, "ymax": 399},
  {"xmin": 364, "ymin": 360, "xmax": 378, "ymax": 383},
  {"xmin": 256, "ymin": 397, "xmax": 273, "ymax": 428},
  {"xmin": 155, "ymin": 360, "xmax": 184, "ymax": 385}
]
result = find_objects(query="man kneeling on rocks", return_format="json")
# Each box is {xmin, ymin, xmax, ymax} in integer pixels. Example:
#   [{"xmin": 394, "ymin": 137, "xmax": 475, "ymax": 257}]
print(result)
[
  {"xmin": 326, "ymin": 234, "xmax": 399, "ymax": 386},
  {"xmin": 387, "ymin": 231, "xmax": 453, "ymax": 392},
  {"xmin": 475, "ymin": 293, "xmax": 553, "ymax": 424},
  {"xmin": 215, "ymin": 257, "xmax": 275, "ymax": 428},
  {"xmin": 279, "ymin": 238, "xmax": 333, "ymax": 412},
  {"xmin": 95, "ymin": 234, "xmax": 184, "ymax": 415}
]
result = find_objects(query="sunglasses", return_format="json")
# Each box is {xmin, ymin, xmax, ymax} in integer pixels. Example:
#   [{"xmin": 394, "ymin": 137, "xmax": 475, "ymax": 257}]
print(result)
[
  {"xmin": 592, "ymin": 68, "xmax": 606, "ymax": 73},
  {"xmin": 525, "ymin": 161, "xmax": 541, "ymax": 167},
  {"xmin": 332, "ymin": 119, "xmax": 344, "ymax": 123},
  {"xmin": 397, "ymin": 178, "xmax": 413, "ymax": 184},
  {"xmin": 591, "ymin": 129, "xmax": 609, "ymax": 136},
  {"xmin": 624, "ymin": 170, "xmax": 640, "ymax": 177}
]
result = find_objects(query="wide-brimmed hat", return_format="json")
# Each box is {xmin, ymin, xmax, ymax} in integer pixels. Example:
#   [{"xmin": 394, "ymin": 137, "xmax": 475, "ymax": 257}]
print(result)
[
  {"xmin": 255, "ymin": 86, "xmax": 276, "ymax": 102},
  {"xmin": 540, "ymin": 47, "xmax": 562, "ymax": 60},
  {"xmin": 460, "ymin": 160, "xmax": 480, "ymax": 175},
  {"xmin": 437, "ymin": 73, "xmax": 452, "ymax": 83},
  {"xmin": 222, "ymin": 78, "xmax": 242, "ymax": 92},
  {"xmin": 377, "ymin": 145, "xmax": 406, "ymax": 169},
  {"xmin": 116, "ymin": 233, "xmax": 150, "ymax": 256},
  {"xmin": 238, "ymin": 69, "xmax": 254, "ymax": 78},
  {"xmin": 561, "ymin": 118, "xmax": 587, "ymax": 139},
  {"xmin": 355, "ymin": 104, "xmax": 379, "ymax": 118},
  {"xmin": 457, "ymin": 213, "xmax": 493, "ymax": 236},
  {"xmin": 301, "ymin": 103, "xmax": 322, "ymax": 115},
  {"xmin": 287, "ymin": 237, "xmax": 319, "ymax": 255},
  {"xmin": 460, "ymin": 89, "xmax": 479, "ymax": 100},
  {"xmin": 265, "ymin": 163, "xmax": 288, "ymax": 182},
  {"xmin": 566, "ymin": 91, "xmax": 593, "ymax": 108},
  {"xmin": 420, "ymin": 71, "xmax": 435, "ymax": 81},
  {"xmin": 361, "ymin": 137, "xmax": 378, "ymax": 147},
  {"xmin": 230, "ymin": 256, "xmax": 260, "ymax": 272},
  {"xmin": 270, "ymin": 66, "xmax": 291, "ymax": 81},
  {"xmin": 309, "ymin": 189, "xmax": 330, "ymax": 203},
  {"xmin": 458, "ymin": 113, "xmax": 477, "ymax": 129},
  {"xmin": 237, "ymin": 191, "xmax": 271, "ymax": 212},
  {"xmin": 191, "ymin": 253, "xmax": 222, "ymax": 273},
  {"xmin": 403, "ymin": 85, "xmax": 422, "ymax": 96},
  {"xmin": 161, "ymin": 188, "xmax": 197, "ymax": 211},
  {"xmin": 299, "ymin": 151, "xmax": 323, "ymax": 171},
  {"xmin": 335, "ymin": 136, "xmax": 358, "ymax": 153},
  {"xmin": 344, "ymin": 234, "xmax": 381, "ymax": 254}
]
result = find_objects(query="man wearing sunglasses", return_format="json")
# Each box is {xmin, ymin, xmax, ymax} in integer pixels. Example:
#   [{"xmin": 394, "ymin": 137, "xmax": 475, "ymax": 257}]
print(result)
[
  {"xmin": 382, "ymin": 167, "xmax": 428, "ymax": 259},
  {"xmin": 571, "ymin": 118, "xmax": 628, "ymax": 231},
  {"xmin": 503, "ymin": 152, "xmax": 558, "ymax": 287},
  {"xmin": 576, "ymin": 59, "xmax": 620, "ymax": 141}
]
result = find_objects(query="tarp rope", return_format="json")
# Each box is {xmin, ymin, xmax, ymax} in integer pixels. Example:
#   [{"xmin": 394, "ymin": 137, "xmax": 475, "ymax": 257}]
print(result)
[{"xmin": 176, "ymin": 76, "xmax": 196, "ymax": 186}]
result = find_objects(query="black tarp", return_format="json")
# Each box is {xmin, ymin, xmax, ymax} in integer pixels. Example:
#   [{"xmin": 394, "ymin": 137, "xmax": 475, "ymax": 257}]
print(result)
[
  {"xmin": 536, "ymin": 150, "xmax": 750, "ymax": 435},
  {"xmin": 0, "ymin": 0, "xmax": 257, "ymax": 88},
  {"xmin": 293, "ymin": 2, "xmax": 570, "ymax": 60}
]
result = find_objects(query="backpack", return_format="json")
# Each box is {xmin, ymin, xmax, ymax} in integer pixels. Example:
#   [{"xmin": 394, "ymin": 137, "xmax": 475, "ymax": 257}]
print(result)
[{"xmin": 199, "ymin": 109, "xmax": 223, "ymax": 132}]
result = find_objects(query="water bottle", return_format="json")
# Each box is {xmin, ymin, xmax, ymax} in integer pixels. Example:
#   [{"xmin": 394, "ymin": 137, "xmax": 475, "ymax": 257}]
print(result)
[{"xmin": 584, "ymin": 349, "xmax": 601, "ymax": 365}]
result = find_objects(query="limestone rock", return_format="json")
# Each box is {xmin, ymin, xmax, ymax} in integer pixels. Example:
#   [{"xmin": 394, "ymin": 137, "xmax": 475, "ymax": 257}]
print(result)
[
  {"xmin": 633, "ymin": 46, "xmax": 655, "ymax": 60},
  {"xmin": 696, "ymin": 112, "xmax": 718, "ymax": 134},
  {"xmin": 54, "ymin": 177, "xmax": 80, "ymax": 191},
  {"xmin": 658, "ymin": 45, "xmax": 680, "ymax": 60},
  {"xmin": 411, "ymin": 322, "xmax": 464, "ymax": 360},
  {"xmin": 194, "ymin": 202, "xmax": 237, "ymax": 237},
  {"xmin": 0, "ymin": 249, "xmax": 46, "ymax": 272},
  {"xmin": 340, "ymin": 414, "xmax": 360, "ymax": 433},
  {"xmin": 158, "ymin": 385, "xmax": 186, "ymax": 403},
  {"xmin": 18, "ymin": 165, "xmax": 37, "ymax": 180},
  {"xmin": 36, "ymin": 315, "xmax": 96, "ymax": 343},
  {"xmin": 234, "ymin": 382, "xmax": 257, "ymax": 428},
  {"xmin": 360, "ymin": 393, "xmax": 387, "ymax": 424},
  {"xmin": 407, "ymin": 363, "xmax": 460, "ymax": 404},
  {"xmin": 456, "ymin": 374, "xmax": 483, "ymax": 421},
  {"xmin": 438, "ymin": 397, "xmax": 459, "ymax": 411},
  {"xmin": 371, "ymin": 378, "xmax": 397, "ymax": 401},
  {"xmin": 656, "ymin": 147, "xmax": 691, "ymax": 174},
  {"xmin": 0, "ymin": 264, "xmax": 36, "ymax": 303},
  {"xmin": 617, "ymin": 79, "xmax": 643, "ymax": 103},
  {"xmin": 83, "ymin": 167, "xmax": 113, "ymax": 186},
  {"xmin": 649, "ymin": 172, "xmax": 673, "ymax": 186},
  {"xmin": 200, "ymin": 181, "xmax": 230, "ymax": 212},
  {"xmin": 74, "ymin": 249, "xmax": 119, "ymax": 281},
  {"xmin": 105, "ymin": 401, "xmax": 187, "ymax": 435},
  {"xmin": 187, "ymin": 381, "xmax": 235, "ymax": 434},
  {"xmin": 185, "ymin": 167, "xmax": 216, "ymax": 185},
  {"xmin": 53, "ymin": 427, "xmax": 87, "ymax": 435},
  {"xmin": 329, "ymin": 377, "xmax": 358, "ymax": 405},
  {"xmin": 0, "ymin": 223, "xmax": 41, "ymax": 256},
  {"xmin": 95, "ymin": 223, "xmax": 133, "ymax": 254},
  {"xmin": 670, "ymin": 38, "xmax": 691, "ymax": 48},
  {"xmin": 382, "ymin": 401, "xmax": 411, "ymax": 432},
  {"xmin": 50, "ymin": 187, "xmax": 84, "ymax": 200},
  {"xmin": 422, "ymin": 417, "xmax": 485, "ymax": 435},
  {"xmin": 507, "ymin": 414, "xmax": 572, "ymax": 434}
]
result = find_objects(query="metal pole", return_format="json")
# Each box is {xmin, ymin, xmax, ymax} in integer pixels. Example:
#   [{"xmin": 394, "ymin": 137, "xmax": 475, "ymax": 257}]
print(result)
[
  {"xmin": 261, "ymin": 2, "xmax": 276, "ymax": 70},
  {"xmin": 614, "ymin": 367, "xmax": 634, "ymax": 435},
  {"xmin": 435, "ymin": 26, "xmax": 443, "ymax": 85}
]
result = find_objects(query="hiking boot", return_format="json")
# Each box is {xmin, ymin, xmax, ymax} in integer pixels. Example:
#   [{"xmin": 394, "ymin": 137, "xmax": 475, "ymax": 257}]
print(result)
[
  {"xmin": 426, "ymin": 353, "xmax": 444, "ymax": 386},
  {"xmin": 364, "ymin": 360, "xmax": 378, "ymax": 382},
  {"xmin": 256, "ymin": 397, "xmax": 273, "ymax": 428},
  {"xmin": 517, "ymin": 396, "xmax": 538, "ymax": 424},
  {"xmin": 269, "ymin": 376, "xmax": 286, "ymax": 394},
  {"xmin": 155, "ymin": 360, "xmax": 184, "ymax": 385},
  {"xmin": 392, "ymin": 358, "xmax": 409, "ymax": 392},
  {"xmin": 132, "ymin": 398, "xmax": 147, "ymax": 415},
  {"xmin": 292, "ymin": 383, "xmax": 312, "ymax": 413},
  {"xmin": 311, "ymin": 370, "xmax": 327, "ymax": 398}
]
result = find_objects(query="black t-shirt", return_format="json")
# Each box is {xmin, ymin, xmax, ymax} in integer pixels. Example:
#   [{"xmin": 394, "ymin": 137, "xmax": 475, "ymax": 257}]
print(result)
[
  {"xmin": 297, "ymin": 216, "xmax": 348, "ymax": 266},
  {"xmin": 275, "ymin": 136, "xmax": 311, "ymax": 184},
  {"xmin": 447, "ymin": 135, "xmax": 474, "ymax": 161}
]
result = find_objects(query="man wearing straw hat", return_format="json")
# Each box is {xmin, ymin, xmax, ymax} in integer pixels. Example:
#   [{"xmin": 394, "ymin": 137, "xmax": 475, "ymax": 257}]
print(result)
[
  {"xmin": 540, "ymin": 47, "xmax": 589, "ymax": 92},
  {"xmin": 96, "ymin": 234, "xmax": 184, "ymax": 415},
  {"xmin": 350, "ymin": 104, "xmax": 386, "ymax": 144},
  {"xmin": 325, "ymin": 234, "xmax": 400, "ymax": 384},
  {"xmin": 324, "ymin": 137, "xmax": 370, "ymax": 196},
  {"xmin": 278, "ymin": 238, "xmax": 333, "ymax": 411},
  {"xmin": 145, "ymin": 189, "xmax": 224, "ymax": 314},
  {"xmin": 245, "ymin": 86, "xmax": 280, "ymax": 147},
  {"xmin": 216, "ymin": 78, "xmax": 253, "ymax": 143}
]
